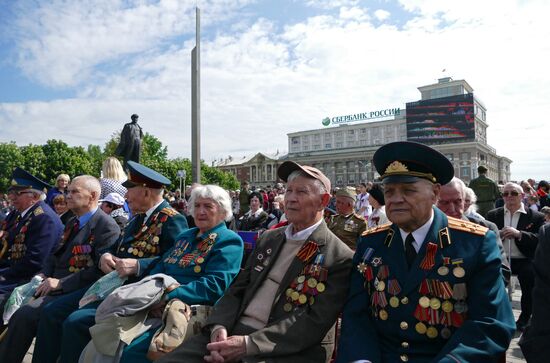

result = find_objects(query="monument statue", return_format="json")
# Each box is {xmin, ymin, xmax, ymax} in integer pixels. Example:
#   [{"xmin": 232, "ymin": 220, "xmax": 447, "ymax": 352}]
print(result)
[{"xmin": 115, "ymin": 114, "xmax": 143, "ymax": 169}]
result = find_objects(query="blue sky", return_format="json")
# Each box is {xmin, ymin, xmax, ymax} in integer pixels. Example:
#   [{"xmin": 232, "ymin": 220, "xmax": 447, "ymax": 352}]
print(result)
[{"xmin": 0, "ymin": 0, "xmax": 548, "ymax": 180}]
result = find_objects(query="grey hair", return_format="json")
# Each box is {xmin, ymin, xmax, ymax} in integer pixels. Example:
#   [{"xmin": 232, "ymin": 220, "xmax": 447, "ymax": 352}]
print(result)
[
  {"xmin": 464, "ymin": 187, "xmax": 477, "ymax": 204},
  {"xmin": 188, "ymin": 184, "xmax": 233, "ymax": 222},
  {"xmin": 504, "ymin": 182, "xmax": 523, "ymax": 194},
  {"xmin": 445, "ymin": 177, "xmax": 467, "ymax": 198},
  {"xmin": 287, "ymin": 170, "xmax": 327, "ymax": 195},
  {"xmin": 72, "ymin": 175, "xmax": 101, "ymax": 199}
]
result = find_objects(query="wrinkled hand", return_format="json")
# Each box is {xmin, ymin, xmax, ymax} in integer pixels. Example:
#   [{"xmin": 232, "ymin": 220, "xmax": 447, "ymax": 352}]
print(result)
[
  {"xmin": 205, "ymin": 335, "xmax": 247, "ymax": 363},
  {"xmin": 35, "ymin": 277, "xmax": 61, "ymax": 297},
  {"xmin": 500, "ymin": 227, "xmax": 521, "ymax": 240},
  {"xmin": 114, "ymin": 257, "xmax": 138, "ymax": 277},
  {"xmin": 148, "ymin": 300, "xmax": 167, "ymax": 318},
  {"xmin": 211, "ymin": 327, "xmax": 228, "ymax": 343},
  {"xmin": 99, "ymin": 253, "xmax": 116, "ymax": 274}
]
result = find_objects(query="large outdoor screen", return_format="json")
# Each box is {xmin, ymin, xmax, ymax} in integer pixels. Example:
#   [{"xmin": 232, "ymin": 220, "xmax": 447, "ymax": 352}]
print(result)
[{"xmin": 406, "ymin": 93, "xmax": 475, "ymax": 144}]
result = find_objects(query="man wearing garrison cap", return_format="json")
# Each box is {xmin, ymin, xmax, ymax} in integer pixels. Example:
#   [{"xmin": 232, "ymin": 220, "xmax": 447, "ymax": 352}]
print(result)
[
  {"xmin": 337, "ymin": 141, "xmax": 514, "ymax": 362},
  {"xmin": 328, "ymin": 186, "xmax": 367, "ymax": 249},
  {"xmin": 33, "ymin": 161, "xmax": 189, "ymax": 363}
]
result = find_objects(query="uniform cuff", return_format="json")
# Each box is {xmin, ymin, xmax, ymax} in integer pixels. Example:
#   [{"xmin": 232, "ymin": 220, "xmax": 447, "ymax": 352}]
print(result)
[{"xmin": 244, "ymin": 335, "xmax": 260, "ymax": 356}]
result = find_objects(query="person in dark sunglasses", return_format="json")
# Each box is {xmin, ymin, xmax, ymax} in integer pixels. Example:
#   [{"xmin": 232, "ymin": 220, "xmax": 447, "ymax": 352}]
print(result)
[{"xmin": 487, "ymin": 182, "xmax": 545, "ymax": 332}]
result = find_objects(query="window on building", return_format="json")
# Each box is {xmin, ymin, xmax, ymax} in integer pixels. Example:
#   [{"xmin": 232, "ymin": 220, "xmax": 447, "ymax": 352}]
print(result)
[
  {"xmin": 446, "ymin": 153, "xmax": 454, "ymax": 161},
  {"xmin": 313, "ymin": 144, "xmax": 320, "ymax": 150},
  {"xmin": 336, "ymin": 142, "xmax": 343, "ymax": 148},
  {"xmin": 336, "ymin": 131, "xmax": 343, "ymax": 137},
  {"xmin": 348, "ymin": 130, "xmax": 355, "ymax": 135},
  {"xmin": 460, "ymin": 167, "xmax": 470, "ymax": 178},
  {"xmin": 303, "ymin": 145, "xmax": 309, "ymax": 151},
  {"xmin": 314, "ymin": 134, "xmax": 320, "ymax": 141},
  {"xmin": 325, "ymin": 143, "xmax": 332, "ymax": 149},
  {"xmin": 480, "ymin": 154, "xmax": 485, "ymax": 161},
  {"xmin": 292, "ymin": 137, "xmax": 299, "ymax": 144},
  {"xmin": 460, "ymin": 152, "xmax": 470, "ymax": 160},
  {"xmin": 360, "ymin": 140, "xmax": 367, "ymax": 146}
]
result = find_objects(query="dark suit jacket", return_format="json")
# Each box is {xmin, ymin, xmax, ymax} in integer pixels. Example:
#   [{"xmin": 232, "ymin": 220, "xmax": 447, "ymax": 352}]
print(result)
[
  {"xmin": 206, "ymin": 220, "xmax": 353, "ymax": 362},
  {"xmin": 520, "ymin": 223, "xmax": 550, "ymax": 362},
  {"xmin": 41, "ymin": 209, "xmax": 120, "ymax": 294},
  {"xmin": 486, "ymin": 206, "xmax": 545, "ymax": 259}
]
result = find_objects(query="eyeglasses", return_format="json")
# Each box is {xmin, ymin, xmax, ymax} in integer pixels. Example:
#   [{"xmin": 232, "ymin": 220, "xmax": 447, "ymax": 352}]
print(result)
[{"xmin": 502, "ymin": 191, "xmax": 520, "ymax": 197}]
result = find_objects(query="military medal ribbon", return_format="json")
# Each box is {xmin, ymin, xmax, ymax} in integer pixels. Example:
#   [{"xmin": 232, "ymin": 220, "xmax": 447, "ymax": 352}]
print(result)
[{"xmin": 420, "ymin": 242, "xmax": 438, "ymax": 270}]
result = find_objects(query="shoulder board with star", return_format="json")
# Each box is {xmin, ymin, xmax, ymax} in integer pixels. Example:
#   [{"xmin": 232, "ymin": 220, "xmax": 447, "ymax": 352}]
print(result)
[
  {"xmin": 361, "ymin": 222, "xmax": 392, "ymax": 236},
  {"xmin": 160, "ymin": 207, "xmax": 178, "ymax": 217},
  {"xmin": 353, "ymin": 213, "xmax": 365, "ymax": 220},
  {"xmin": 33, "ymin": 206, "xmax": 44, "ymax": 216},
  {"xmin": 447, "ymin": 216, "xmax": 488, "ymax": 236}
]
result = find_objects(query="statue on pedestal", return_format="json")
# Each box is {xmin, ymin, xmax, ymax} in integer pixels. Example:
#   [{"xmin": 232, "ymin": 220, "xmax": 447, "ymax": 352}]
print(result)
[{"xmin": 115, "ymin": 114, "xmax": 143, "ymax": 169}]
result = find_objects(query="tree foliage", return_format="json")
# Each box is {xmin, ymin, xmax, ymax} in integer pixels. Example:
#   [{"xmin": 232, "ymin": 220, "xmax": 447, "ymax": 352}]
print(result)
[{"xmin": 0, "ymin": 133, "xmax": 238, "ymax": 192}]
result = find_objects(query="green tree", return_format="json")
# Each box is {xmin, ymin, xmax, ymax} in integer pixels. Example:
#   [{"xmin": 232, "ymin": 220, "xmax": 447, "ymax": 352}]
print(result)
[
  {"xmin": 20, "ymin": 144, "xmax": 48, "ymax": 181},
  {"xmin": 41, "ymin": 140, "xmax": 94, "ymax": 183},
  {"xmin": 87, "ymin": 144, "xmax": 104, "ymax": 176},
  {"xmin": 0, "ymin": 142, "xmax": 24, "ymax": 191}
]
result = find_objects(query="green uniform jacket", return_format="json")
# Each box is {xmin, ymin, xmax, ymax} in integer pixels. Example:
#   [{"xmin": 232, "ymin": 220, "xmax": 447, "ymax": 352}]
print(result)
[{"xmin": 328, "ymin": 213, "xmax": 367, "ymax": 250}]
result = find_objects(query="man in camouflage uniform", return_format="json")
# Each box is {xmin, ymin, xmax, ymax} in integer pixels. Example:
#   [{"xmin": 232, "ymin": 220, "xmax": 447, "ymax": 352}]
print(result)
[
  {"xmin": 328, "ymin": 186, "xmax": 366, "ymax": 250},
  {"xmin": 468, "ymin": 165, "xmax": 500, "ymax": 218}
]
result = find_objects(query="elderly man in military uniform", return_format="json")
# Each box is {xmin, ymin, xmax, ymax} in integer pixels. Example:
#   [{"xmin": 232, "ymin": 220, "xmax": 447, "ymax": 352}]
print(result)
[
  {"xmin": 337, "ymin": 141, "xmax": 514, "ymax": 363},
  {"xmin": 156, "ymin": 161, "xmax": 353, "ymax": 363},
  {"xmin": 0, "ymin": 168, "xmax": 63, "ymax": 311},
  {"xmin": 0, "ymin": 175, "xmax": 120, "ymax": 362},
  {"xmin": 328, "ymin": 186, "xmax": 367, "ymax": 249},
  {"xmin": 468, "ymin": 165, "xmax": 500, "ymax": 218},
  {"xmin": 33, "ymin": 161, "xmax": 189, "ymax": 363}
]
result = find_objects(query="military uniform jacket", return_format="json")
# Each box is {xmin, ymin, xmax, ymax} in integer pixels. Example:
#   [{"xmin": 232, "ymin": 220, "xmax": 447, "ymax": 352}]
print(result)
[
  {"xmin": 206, "ymin": 220, "xmax": 353, "ymax": 362},
  {"xmin": 486, "ymin": 206, "xmax": 545, "ymax": 260},
  {"xmin": 328, "ymin": 213, "xmax": 367, "ymax": 250},
  {"xmin": 0, "ymin": 201, "xmax": 63, "ymax": 293},
  {"xmin": 138, "ymin": 222, "xmax": 244, "ymax": 305},
  {"xmin": 337, "ymin": 207, "xmax": 515, "ymax": 363},
  {"xmin": 468, "ymin": 175, "xmax": 500, "ymax": 203},
  {"xmin": 108, "ymin": 200, "xmax": 188, "ymax": 271},
  {"xmin": 41, "ymin": 209, "xmax": 120, "ymax": 294}
]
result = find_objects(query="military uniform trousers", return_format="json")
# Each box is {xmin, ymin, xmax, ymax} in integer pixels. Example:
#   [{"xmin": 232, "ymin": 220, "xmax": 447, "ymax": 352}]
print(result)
[
  {"xmin": 0, "ymin": 294, "xmax": 59, "ymax": 363},
  {"xmin": 31, "ymin": 287, "xmax": 89, "ymax": 363},
  {"xmin": 156, "ymin": 322, "xmax": 323, "ymax": 363}
]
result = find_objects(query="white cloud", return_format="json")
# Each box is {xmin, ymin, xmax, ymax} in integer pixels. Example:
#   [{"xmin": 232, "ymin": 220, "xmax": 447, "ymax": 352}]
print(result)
[
  {"xmin": 1, "ymin": 0, "xmax": 549, "ymax": 181},
  {"xmin": 374, "ymin": 9, "xmax": 390, "ymax": 21}
]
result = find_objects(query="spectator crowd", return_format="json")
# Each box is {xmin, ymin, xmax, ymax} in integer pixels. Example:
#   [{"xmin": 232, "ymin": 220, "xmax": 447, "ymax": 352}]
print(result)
[{"xmin": 0, "ymin": 149, "xmax": 549, "ymax": 363}]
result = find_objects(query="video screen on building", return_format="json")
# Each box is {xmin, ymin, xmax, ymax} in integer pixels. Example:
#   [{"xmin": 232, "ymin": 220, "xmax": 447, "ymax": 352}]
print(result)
[{"xmin": 406, "ymin": 93, "xmax": 475, "ymax": 144}]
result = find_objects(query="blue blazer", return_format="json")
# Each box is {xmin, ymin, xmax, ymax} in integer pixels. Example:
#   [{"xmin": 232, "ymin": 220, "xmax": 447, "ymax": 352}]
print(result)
[
  {"xmin": 337, "ymin": 207, "xmax": 515, "ymax": 363},
  {"xmin": 0, "ymin": 201, "xmax": 63, "ymax": 294}
]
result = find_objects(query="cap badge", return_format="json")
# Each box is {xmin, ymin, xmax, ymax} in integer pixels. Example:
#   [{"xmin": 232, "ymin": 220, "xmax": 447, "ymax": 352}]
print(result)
[{"xmin": 385, "ymin": 161, "xmax": 408, "ymax": 174}]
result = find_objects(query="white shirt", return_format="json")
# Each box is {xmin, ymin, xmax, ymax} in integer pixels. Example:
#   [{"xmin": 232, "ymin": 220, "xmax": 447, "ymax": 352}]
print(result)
[
  {"xmin": 355, "ymin": 193, "xmax": 372, "ymax": 219},
  {"xmin": 285, "ymin": 218, "xmax": 323, "ymax": 240},
  {"xmin": 20, "ymin": 204, "xmax": 36, "ymax": 219},
  {"xmin": 144, "ymin": 200, "xmax": 164, "ymax": 224},
  {"xmin": 398, "ymin": 210, "xmax": 434, "ymax": 253},
  {"xmin": 504, "ymin": 203, "xmax": 527, "ymax": 258}
]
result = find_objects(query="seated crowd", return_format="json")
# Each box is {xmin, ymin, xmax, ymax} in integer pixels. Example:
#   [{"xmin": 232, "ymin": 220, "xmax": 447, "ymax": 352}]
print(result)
[{"xmin": 0, "ymin": 145, "xmax": 548, "ymax": 363}]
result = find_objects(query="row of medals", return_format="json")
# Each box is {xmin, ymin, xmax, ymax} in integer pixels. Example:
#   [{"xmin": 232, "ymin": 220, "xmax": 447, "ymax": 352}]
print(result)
[
  {"xmin": 164, "ymin": 233, "xmax": 217, "ymax": 273},
  {"xmin": 9, "ymin": 239, "xmax": 27, "ymax": 259},
  {"xmin": 284, "ymin": 270, "xmax": 327, "ymax": 312},
  {"xmin": 120, "ymin": 217, "xmax": 165, "ymax": 257},
  {"xmin": 69, "ymin": 244, "xmax": 94, "ymax": 272},
  {"xmin": 415, "ymin": 262, "xmax": 467, "ymax": 339}
]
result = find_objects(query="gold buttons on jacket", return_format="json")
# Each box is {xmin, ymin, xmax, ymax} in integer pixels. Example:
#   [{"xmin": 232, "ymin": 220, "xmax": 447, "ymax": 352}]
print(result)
[
  {"xmin": 400, "ymin": 354, "xmax": 409, "ymax": 362},
  {"xmin": 401, "ymin": 341, "xmax": 409, "ymax": 349},
  {"xmin": 400, "ymin": 321, "xmax": 408, "ymax": 330}
]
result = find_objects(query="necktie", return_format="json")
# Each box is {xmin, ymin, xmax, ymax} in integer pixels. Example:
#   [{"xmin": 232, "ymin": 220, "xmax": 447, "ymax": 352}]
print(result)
[{"xmin": 405, "ymin": 233, "xmax": 417, "ymax": 269}]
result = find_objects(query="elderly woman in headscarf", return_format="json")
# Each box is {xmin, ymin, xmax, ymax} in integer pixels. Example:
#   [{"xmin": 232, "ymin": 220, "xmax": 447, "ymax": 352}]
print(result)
[{"xmin": 88, "ymin": 185, "xmax": 244, "ymax": 363}]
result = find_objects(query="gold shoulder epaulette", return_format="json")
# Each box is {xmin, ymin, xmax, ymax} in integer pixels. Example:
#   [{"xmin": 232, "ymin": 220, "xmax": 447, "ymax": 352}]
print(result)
[
  {"xmin": 34, "ymin": 206, "xmax": 44, "ymax": 216},
  {"xmin": 361, "ymin": 222, "xmax": 392, "ymax": 236},
  {"xmin": 161, "ymin": 207, "xmax": 178, "ymax": 217},
  {"xmin": 447, "ymin": 217, "xmax": 488, "ymax": 236},
  {"xmin": 354, "ymin": 213, "xmax": 366, "ymax": 220}
]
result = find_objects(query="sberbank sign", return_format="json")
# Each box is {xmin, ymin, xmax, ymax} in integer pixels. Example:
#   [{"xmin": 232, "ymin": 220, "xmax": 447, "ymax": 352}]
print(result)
[{"xmin": 322, "ymin": 107, "xmax": 401, "ymax": 126}]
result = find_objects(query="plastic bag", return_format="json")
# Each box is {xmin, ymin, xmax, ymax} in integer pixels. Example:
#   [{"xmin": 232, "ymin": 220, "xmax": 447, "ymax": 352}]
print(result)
[
  {"xmin": 79, "ymin": 271, "xmax": 127, "ymax": 308},
  {"xmin": 3, "ymin": 275, "xmax": 43, "ymax": 324}
]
